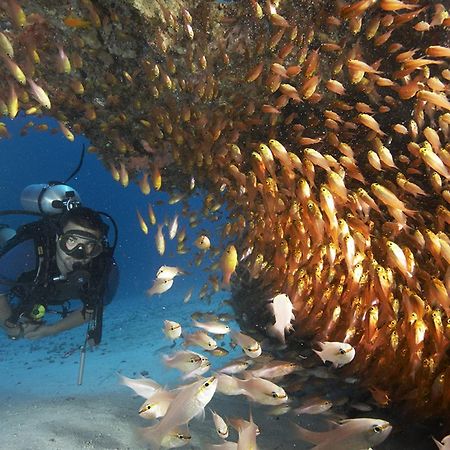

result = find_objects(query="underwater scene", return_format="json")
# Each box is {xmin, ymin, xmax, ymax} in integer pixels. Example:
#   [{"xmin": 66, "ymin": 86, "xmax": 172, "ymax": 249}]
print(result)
[{"xmin": 0, "ymin": 0, "xmax": 450, "ymax": 449}]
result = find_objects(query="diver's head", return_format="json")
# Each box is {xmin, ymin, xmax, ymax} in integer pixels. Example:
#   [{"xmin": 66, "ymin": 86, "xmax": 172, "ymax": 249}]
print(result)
[{"xmin": 55, "ymin": 207, "xmax": 108, "ymax": 274}]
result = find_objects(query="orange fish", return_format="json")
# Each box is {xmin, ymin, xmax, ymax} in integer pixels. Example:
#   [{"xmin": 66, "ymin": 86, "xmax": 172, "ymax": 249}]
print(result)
[{"xmin": 64, "ymin": 16, "xmax": 91, "ymax": 28}]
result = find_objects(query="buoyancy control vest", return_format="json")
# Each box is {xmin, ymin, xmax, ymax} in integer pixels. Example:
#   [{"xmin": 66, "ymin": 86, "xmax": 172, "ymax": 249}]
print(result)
[{"xmin": 0, "ymin": 218, "xmax": 114, "ymax": 344}]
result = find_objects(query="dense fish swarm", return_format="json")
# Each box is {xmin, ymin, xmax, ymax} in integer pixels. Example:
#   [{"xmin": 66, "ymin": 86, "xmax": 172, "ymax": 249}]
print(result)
[{"xmin": 1, "ymin": 0, "xmax": 450, "ymax": 421}]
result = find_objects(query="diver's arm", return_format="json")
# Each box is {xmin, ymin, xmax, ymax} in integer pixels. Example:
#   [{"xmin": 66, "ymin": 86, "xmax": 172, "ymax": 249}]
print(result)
[
  {"xmin": 23, "ymin": 308, "xmax": 93, "ymax": 339},
  {"xmin": 50, "ymin": 308, "xmax": 93, "ymax": 334}
]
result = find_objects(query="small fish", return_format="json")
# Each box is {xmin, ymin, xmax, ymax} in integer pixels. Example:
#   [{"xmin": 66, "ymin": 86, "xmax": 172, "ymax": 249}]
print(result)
[
  {"xmin": 140, "ymin": 376, "xmax": 217, "ymax": 448},
  {"xmin": 313, "ymin": 341, "xmax": 356, "ymax": 368},
  {"xmin": 237, "ymin": 411, "xmax": 259, "ymax": 449},
  {"xmin": 236, "ymin": 375, "xmax": 288, "ymax": 405},
  {"xmin": 27, "ymin": 79, "xmax": 51, "ymax": 109},
  {"xmin": 146, "ymin": 278, "xmax": 174, "ymax": 296},
  {"xmin": 139, "ymin": 389, "xmax": 175, "ymax": 420},
  {"xmin": 266, "ymin": 293, "xmax": 295, "ymax": 345},
  {"xmin": 220, "ymin": 244, "xmax": 238, "ymax": 286},
  {"xmin": 194, "ymin": 234, "xmax": 211, "ymax": 250},
  {"xmin": 210, "ymin": 409, "xmax": 229, "ymax": 439},
  {"xmin": 294, "ymin": 397, "xmax": 333, "ymax": 415},
  {"xmin": 168, "ymin": 214, "xmax": 179, "ymax": 240},
  {"xmin": 136, "ymin": 209, "xmax": 148, "ymax": 234},
  {"xmin": 64, "ymin": 15, "xmax": 91, "ymax": 28},
  {"xmin": 163, "ymin": 320, "xmax": 182, "ymax": 340},
  {"xmin": 192, "ymin": 319, "xmax": 231, "ymax": 335},
  {"xmin": 118, "ymin": 374, "xmax": 161, "ymax": 398},
  {"xmin": 184, "ymin": 330, "xmax": 218, "ymax": 351},
  {"xmin": 230, "ymin": 331, "xmax": 262, "ymax": 358},
  {"xmin": 357, "ymin": 113, "xmax": 386, "ymax": 136},
  {"xmin": 210, "ymin": 346, "xmax": 229, "ymax": 357},
  {"xmin": 294, "ymin": 418, "xmax": 392, "ymax": 450},
  {"xmin": 163, "ymin": 350, "xmax": 205, "ymax": 373},
  {"xmin": 219, "ymin": 359, "xmax": 252, "ymax": 375},
  {"xmin": 183, "ymin": 288, "xmax": 193, "ymax": 303},
  {"xmin": 155, "ymin": 224, "xmax": 165, "ymax": 255},
  {"xmin": 248, "ymin": 360, "xmax": 299, "ymax": 379},
  {"xmin": 0, "ymin": 32, "xmax": 14, "ymax": 57},
  {"xmin": 215, "ymin": 373, "xmax": 245, "ymax": 396},
  {"xmin": 182, "ymin": 358, "xmax": 211, "ymax": 380},
  {"xmin": 156, "ymin": 265, "xmax": 186, "ymax": 280},
  {"xmin": 160, "ymin": 425, "xmax": 192, "ymax": 448}
]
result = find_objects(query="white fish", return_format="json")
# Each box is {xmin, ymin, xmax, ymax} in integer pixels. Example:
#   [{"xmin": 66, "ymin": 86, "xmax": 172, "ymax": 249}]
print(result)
[
  {"xmin": 237, "ymin": 412, "xmax": 259, "ymax": 450},
  {"xmin": 433, "ymin": 434, "xmax": 450, "ymax": 450},
  {"xmin": 236, "ymin": 376, "xmax": 288, "ymax": 405},
  {"xmin": 313, "ymin": 341, "xmax": 356, "ymax": 368},
  {"xmin": 211, "ymin": 409, "xmax": 229, "ymax": 439},
  {"xmin": 184, "ymin": 330, "xmax": 218, "ymax": 351},
  {"xmin": 157, "ymin": 265, "xmax": 186, "ymax": 280},
  {"xmin": 184, "ymin": 287, "xmax": 193, "ymax": 303},
  {"xmin": 118, "ymin": 374, "xmax": 161, "ymax": 398},
  {"xmin": 194, "ymin": 234, "xmax": 211, "ymax": 250},
  {"xmin": 248, "ymin": 360, "xmax": 299, "ymax": 379},
  {"xmin": 140, "ymin": 376, "xmax": 218, "ymax": 448},
  {"xmin": 294, "ymin": 418, "xmax": 392, "ymax": 450},
  {"xmin": 147, "ymin": 278, "xmax": 174, "ymax": 296},
  {"xmin": 168, "ymin": 214, "xmax": 179, "ymax": 240},
  {"xmin": 163, "ymin": 350, "xmax": 205, "ymax": 373},
  {"xmin": 139, "ymin": 389, "xmax": 175, "ymax": 419},
  {"xmin": 182, "ymin": 358, "xmax": 211, "ymax": 380},
  {"xmin": 163, "ymin": 320, "xmax": 182, "ymax": 340},
  {"xmin": 266, "ymin": 293, "xmax": 295, "ymax": 344},
  {"xmin": 193, "ymin": 319, "xmax": 231, "ymax": 335},
  {"xmin": 160, "ymin": 425, "xmax": 192, "ymax": 448},
  {"xmin": 216, "ymin": 373, "xmax": 246, "ymax": 396},
  {"xmin": 155, "ymin": 224, "xmax": 165, "ymax": 255},
  {"xmin": 230, "ymin": 331, "xmax": 262, "ymax": 358},
  {"xmin": 294, "ymin": 397, "xmax": 333, "ymax": 415},
  {"xmin": 219, "ymin": 359, "xmax": 252, "ymax": 375}
]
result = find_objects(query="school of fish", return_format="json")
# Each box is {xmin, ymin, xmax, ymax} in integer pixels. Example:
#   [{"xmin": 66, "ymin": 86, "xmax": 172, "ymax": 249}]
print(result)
[{"xmin": 1, "ymin": 0, "xmax": 450, "ymax": 436}]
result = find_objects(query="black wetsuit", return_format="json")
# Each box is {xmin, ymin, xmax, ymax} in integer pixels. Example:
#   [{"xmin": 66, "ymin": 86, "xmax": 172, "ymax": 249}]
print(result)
[{"xmin": 0, "ymin": 220, "xmax": 119, "ymax": 343}]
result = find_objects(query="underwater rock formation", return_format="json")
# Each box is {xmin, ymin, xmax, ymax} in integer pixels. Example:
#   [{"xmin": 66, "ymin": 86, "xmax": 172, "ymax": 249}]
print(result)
[{"xmin": 1, "ymin": 0, "xmax": 450, "ymax": 421}]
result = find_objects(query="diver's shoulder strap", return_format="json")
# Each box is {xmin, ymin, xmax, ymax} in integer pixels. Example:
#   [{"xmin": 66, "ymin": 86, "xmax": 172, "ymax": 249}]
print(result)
[{"xmin": 1, "ymin": 219, "xmax": 57, "ymax": 288}]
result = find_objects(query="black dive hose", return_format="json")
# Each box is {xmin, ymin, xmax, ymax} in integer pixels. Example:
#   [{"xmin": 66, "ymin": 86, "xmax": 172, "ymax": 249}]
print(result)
[{"xmin": 64, "ymin": 144, "xmax": 85, "ymax": 184}]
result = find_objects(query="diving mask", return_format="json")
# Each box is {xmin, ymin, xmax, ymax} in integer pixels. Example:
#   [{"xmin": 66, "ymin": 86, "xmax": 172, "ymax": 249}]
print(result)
[{"xmin": 59, "ymin": 229, "xmax": 103, "ymax": 260}]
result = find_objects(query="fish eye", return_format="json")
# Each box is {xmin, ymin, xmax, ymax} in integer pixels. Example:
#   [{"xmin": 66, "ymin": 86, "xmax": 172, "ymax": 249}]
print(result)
[
  {"xmin": 271, "ymin": 391, "xmax": 278, "ymax": 398},
  {"xmin": 372, "ymin": 425, "xmax": 383, "ymax": 433},
  {"xmin": 339, "ymin": 348, "xmax": 346, "ymax": 355},
  {"xmin": 204, "ymin": 382, "xmax": 210, "ymax": 387}
]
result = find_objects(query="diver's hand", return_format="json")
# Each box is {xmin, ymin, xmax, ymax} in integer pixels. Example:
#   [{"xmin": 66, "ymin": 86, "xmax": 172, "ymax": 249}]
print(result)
[
  {"xmin": 23, "ymin": 323, "xmax": 55, "ymax": 340},
  {"xmin": 4, "ymin": 322, "xmax": 24, "ymax": 339}
]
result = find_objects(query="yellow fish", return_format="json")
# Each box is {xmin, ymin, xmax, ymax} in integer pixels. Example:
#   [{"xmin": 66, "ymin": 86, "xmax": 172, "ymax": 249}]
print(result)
[{"xmin": 219, "ymin": 244, "xmax": 238, "ymax": 286}]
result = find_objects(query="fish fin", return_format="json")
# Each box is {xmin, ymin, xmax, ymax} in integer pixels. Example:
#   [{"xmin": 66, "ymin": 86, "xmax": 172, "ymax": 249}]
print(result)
[
  {"xmin": 292, "ymin": 422, "xmax": 329, "ymax": 444},
  {"xmin": 312, "ymin": 349, "xmax": 326, "ymax": 364}
]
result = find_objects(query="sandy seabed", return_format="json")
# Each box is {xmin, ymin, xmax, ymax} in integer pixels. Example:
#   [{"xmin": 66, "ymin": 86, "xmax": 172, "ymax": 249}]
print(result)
[{"xmin": 0, "ymin": 295, "xmax": 441, "ymax": 449}]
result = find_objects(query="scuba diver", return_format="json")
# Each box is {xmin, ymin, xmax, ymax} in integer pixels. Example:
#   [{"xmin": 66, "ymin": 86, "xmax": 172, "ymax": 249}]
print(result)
[
  {"xmin": 0, "ymin": 205, "xmax": 119, "ymax": 342},
  {"xmin": 0, "ymin": 147, "xmax": 119, "ymax": 347}
]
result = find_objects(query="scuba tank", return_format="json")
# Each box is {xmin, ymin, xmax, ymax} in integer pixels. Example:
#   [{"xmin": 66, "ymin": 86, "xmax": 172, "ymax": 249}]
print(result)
[{"xmin": 20, "ymin": 182, "xmax": 81, "ymax": 215}]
